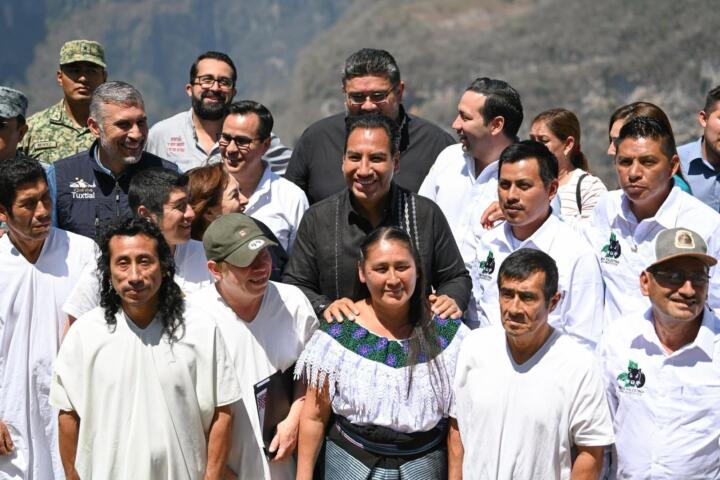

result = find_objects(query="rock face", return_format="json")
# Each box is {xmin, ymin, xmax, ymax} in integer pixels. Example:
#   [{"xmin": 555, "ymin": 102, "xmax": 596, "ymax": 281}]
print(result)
[{"xmin": 7, "ymin": 0, "xmax": 719, "ymax": 184}]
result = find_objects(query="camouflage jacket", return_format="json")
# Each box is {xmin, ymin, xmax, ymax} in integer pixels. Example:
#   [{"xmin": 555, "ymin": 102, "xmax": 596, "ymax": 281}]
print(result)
[{"xmin": 21, "ymin": 100, "xmax": 95, "ymax": 163}]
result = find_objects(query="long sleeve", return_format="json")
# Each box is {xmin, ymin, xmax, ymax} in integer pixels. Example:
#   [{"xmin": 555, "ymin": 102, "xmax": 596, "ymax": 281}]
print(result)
[
  {"xmin": 284, "ymin": 130, "xmax": 310, "ymax": 193},
  {"xmin": 427, "ymin": 200, "xmax": 472, "ymax": 312},
  {"xmin": 282, "ymin": 208, "xmax": 331, "ymax": 315}
]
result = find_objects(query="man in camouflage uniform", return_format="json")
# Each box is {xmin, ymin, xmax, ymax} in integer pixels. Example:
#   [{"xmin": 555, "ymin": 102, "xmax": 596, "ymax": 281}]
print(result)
[
  {"xmin": 21, "ymin": 40, "xmax": 107, "ymax": 163},
  {"xmin": 0, "ymin": 86, "xmax": 28, "ymax": 162}
]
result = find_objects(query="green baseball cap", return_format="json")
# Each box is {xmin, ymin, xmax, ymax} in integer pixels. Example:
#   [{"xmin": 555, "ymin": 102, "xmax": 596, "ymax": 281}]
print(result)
[
  {"xmin": 60, "ymin": 40, "xmax": 106, "ymax": 68},
  {"xmin": 649, "ymin": 227, "xmax": 717, "ymax": 269},
  {"xmin": 203, "ymin": 213, "xmax": 277, "ymax": 267}
]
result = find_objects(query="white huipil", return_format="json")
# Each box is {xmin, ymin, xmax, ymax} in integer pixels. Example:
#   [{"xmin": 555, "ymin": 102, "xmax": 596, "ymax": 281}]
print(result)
[
  {"xmin": 0, "ymin": 227, "xmax": 96, "ymax": 480},
  {"xmin": 49, "ymin": 308, "xmax": 242, "ymax": 479}
]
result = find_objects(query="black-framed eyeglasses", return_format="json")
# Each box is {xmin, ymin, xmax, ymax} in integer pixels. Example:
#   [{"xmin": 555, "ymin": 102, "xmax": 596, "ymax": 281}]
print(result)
[
  {"xmin": 219, "ymin": 133, "xmax": 259, "ymax": 149},
  {"xmin": 647, "ymin": 267, "xmax": 710, "ymax": 287},
  {"xmin": 345, "ymin": 87, "xmax": 395, "ymax": 106},
  {"xmin": 194, "ymin": 75, "xmax": 234, "ymax": 90}
]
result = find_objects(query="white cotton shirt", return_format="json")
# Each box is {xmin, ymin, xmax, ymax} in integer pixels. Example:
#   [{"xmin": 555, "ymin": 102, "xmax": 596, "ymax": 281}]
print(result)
[
  {"xmin": 598, "ymin": 307, "xmax": 720, "ymax": 479},
  {"xmin": 187, "ymin": 282, "xmax": 318, "ymax": 480},
  {"xmin": 556, "ymin": 168, "xmax": 607, "ymax": 221},
  {"xmin": 467, "ymin": 214, "xmax": 604, "ymax": 348},
  {"xmin": 49, "ymin": 307, "xmax": 242, "ymax": 479},
  {"xmin": 580, "ymin": 187, "xmax": 720, "ymax": 324},
  {"xmin": 418, "ymin": 143, "xmax": 499, "ymax": 249},
  {"xmin": 63, "ymin": 239, "xmax": 213, "ymax": 319},
  {"xmin": 0, "ymin": 228, "xmax": 95, "ymax": 480},
  {"xmin": 244, "ymin": 162, "xmax": 309, "ymax": 253},
  {"xmin": 454, "ymin": 326, "xmax": 614, "ymax": 480}
]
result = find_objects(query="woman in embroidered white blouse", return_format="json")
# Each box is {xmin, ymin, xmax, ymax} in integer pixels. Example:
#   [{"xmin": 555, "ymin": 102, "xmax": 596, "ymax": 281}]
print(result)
[{"xmin": 295, "ymin": 226, "xmax": 468, "ymax": 480}]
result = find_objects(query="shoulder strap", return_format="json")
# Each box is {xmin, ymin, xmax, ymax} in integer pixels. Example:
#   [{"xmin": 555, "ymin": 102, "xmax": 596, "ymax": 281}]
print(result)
[{"xmin": 576, "ymin": 173, "xmax": 589, "ymax": 214}]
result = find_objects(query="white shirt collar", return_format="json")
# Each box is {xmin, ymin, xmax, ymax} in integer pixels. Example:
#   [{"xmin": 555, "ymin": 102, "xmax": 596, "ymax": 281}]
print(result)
[
  {"xmin": 496, "ymin": 209, "xmax": 560, "ymax": 251},
  {"xmin": 638, "ymin": 305, "xmax": 717, "ymax": 360},
  {"xmin": 617, "ymin": 186, "xmax": 682, "ymax": 230}
]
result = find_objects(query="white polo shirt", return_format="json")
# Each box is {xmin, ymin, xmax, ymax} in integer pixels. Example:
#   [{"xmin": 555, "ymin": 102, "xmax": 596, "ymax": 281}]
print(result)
[
  {"xmin": 418, "ymin": 144, "xmax": 499, "ymax": 250},
  {"xmin": 146, "ymin": 109, "xmax": 292, "ymax": 174},
  {"xmin": 244, "ymin": 162, "xmax": 309, "ymax": 253},
  {"xmin": 467, "ymin": 213, "xmax": 604, "ymax": 348},
  {"xmin": 581, "ymin": 187, "xmax": 720, "ymax": 324},
  {"xmin": 598, "ymin": 306, "xmax": 720, "ymax": 479}
]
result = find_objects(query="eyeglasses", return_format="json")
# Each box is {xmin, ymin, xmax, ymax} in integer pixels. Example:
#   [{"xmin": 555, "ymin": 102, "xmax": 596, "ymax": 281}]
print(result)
[
  {"xmin": 345, "ymin": 87, "xmax": 395, "ymax": 106},
  {"xmin": 219, "ymin": 133, "xmax": 259, "ymax": 149},
  {"xmin": 647, "ymin": 268, "xmax": 710, "ymax": 287},
  {"xmin": 194, "ymin": 75, "xmax": 234, "ymax": 90}
]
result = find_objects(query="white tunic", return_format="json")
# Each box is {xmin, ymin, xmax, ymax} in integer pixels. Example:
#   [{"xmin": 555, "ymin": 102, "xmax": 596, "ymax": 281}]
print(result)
[
  {"xmin": 0, "ymin": 227, "xmax": 95, "ymax": 480},
  {"xmin": 454, "ymin": 326, "xmax": 614, "ymax": 480},
  {"xmin": 581, "ymin": 187, "xmax": 720, "ymax": 324},
  {"xmin": 187, "ymin": 282, "xmax": 318, "ymax": 480},
  {"xmin": 244, "ymin": 163, "xmax": 309, "ymax": 253},
  {"xmin": 467, "ymin": 214, "xmax": 604, "ymax": 348},
  {"xmin": 598, "ymin": 307, "xmax": 720, "ymax": 479},
  {"xmin": 62, "ymin": 239, "xmax": 213, "ymax": 319},
  {"xmin": 49, "ymin": 308, "xmax": 241, "ymax": 479}
]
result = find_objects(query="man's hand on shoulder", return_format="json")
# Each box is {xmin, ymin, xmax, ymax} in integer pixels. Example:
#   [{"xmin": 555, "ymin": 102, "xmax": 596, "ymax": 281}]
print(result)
[{"xmin": 323, "ymin": 298, "xmax": 359, "ymax": 323}]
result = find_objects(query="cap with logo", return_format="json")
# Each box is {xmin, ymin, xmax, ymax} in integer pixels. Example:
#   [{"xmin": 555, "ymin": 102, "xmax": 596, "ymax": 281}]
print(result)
[
  {"xmin": 648, "ymin": 227, "xmax": 717, "ymax": 269},
  {"xmin": 0, "ymin": 86, "xmax": 28, "ymax": 119},
  {"xmin": 60, "ymin": 40, "xmax": 106, "ymax": 68},
  {"xmin": 203, "ymin": 213, "xmax": 277, "ymax": 268}
]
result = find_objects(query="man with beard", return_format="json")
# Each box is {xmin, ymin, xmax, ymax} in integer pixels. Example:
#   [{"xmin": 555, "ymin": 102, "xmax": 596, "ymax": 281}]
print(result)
[
  {"xmin": 419, "ymin": 78, "xmax": 522, "ymax": 250},
  {"xmin": 21, "ymin": 40, "xmax": 108, "ymax": 164},
  {"xmin": 285, "ymin": 48, "xmax": 455, "ymax": 204},
  {"xmin": 146, "ymin": 51, "xmax": 292, "ymax": 174},
  {"xmin": 46, "ymin": 81, "xmax": 177, "ymax": 240}
]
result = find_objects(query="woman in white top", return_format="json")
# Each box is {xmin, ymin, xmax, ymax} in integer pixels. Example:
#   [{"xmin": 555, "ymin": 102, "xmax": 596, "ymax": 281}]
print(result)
[
  {"xmin": 295, "ymin": 226, "xmax": 468, "ymax": 479},
  {"xmin": 530, "ymin": 108, "xmax": 607, "ymax": 220}
]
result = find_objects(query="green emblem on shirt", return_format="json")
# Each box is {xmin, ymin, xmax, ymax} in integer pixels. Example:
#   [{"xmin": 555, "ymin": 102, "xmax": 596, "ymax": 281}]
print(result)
[
  {"xmin": 478, "ymin": 251, "xmax": 495, "ymax": 275},
  {"xmin": 617, "ymin": 360, "xmax": 646, "ymax": 388}
]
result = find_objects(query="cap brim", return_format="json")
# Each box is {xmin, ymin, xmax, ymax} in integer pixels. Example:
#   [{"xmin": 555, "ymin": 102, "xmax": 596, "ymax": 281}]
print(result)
[
  {"xmin": 649, "ymin": 252, "xmax": 718, "ymax": 269},
  {"xmin": 60, "ymin": 56, "xmax": 106, "ymax": 68},
  {"xmin": 223, "ymin": 236, "xmax": 278, "ymax": 268}
]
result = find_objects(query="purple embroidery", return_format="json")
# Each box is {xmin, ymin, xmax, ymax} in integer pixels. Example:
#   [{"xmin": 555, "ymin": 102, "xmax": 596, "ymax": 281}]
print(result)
[
  {"xmin": 375, "ymin": 337, "xmax": 389, "ymax": 350},
  {"xmin": 436, "ymin": 316, "xmax": 448, "ymax": 326},
  {"xmin": 385, "ymin": 354, "xmax": 397, "ymax": 366},
  {"xmin": 438, "ymin": 336, "xmax": 449, "ymax": 349},
  {"xmin": 328, "ymin": 324, "xmax": 343, "ymax": 338},
  {"xmin": 352, "ymin": 327, "xmax": 368, "ymax": 340},
  {"xmin": 358, "ymin": 344, "xmax": 372, "ymax": 357}
]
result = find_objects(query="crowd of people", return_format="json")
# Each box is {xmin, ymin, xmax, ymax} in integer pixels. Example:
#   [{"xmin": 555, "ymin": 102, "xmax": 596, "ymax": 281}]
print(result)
[{"xmin": 0, "ymin": 39, "xmax": 718, "ymax": 480}]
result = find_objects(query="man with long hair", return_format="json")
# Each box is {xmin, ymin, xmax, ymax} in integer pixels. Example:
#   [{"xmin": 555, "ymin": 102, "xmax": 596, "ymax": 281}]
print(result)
[{"xmin": 49, "ymin": 217, "xmax": 241, "ymax": 479}]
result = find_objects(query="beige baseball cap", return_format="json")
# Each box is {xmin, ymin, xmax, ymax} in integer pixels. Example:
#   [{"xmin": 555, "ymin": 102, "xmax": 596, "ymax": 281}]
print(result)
[{"xmin": 648, "ymin": 227, "xmax": 717, "ymax": 269}]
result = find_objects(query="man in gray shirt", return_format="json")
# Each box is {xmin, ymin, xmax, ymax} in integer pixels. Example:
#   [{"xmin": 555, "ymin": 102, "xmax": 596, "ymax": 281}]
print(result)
[{"xmin": 146, "ymin": 51, "xmax": 292, "ymax": 173}]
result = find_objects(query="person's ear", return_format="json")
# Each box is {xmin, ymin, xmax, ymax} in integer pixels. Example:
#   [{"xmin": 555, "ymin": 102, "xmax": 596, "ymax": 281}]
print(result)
[
  {"xmin": 87, "ymin": 116, "xmax": 101, "ymax": 138},
  {"xmin": 669, "ymin": 154, "xmax": 680, "ymax": 177},
  {"xmin": 358, "ymin": 262, "xmax": 367, "ymax": 284},
  {"xmin": 698, "ymin": 110, "xmax": 708, "ymax": 129},
  {"xmin": 207, "ymin": 260, "xmax": 223, "ymax": 282},
  {"xmin": 563, "ymin": 136, "xmax": 576, "ymax": 157},
  {"xmin": 393, "ymin": 152, "xmax": 400, "ymax": 173},
  {"xmin": 640, "ymin": 270, "xmax": 650, "ymax": 297},
  {"xmin": 0, "ymin": 204, "xmax": 9, "ymax": 224},
  {"xmin": 136, "ymin": 205, "xmax": 158, "ymax": 224},
  {"xmin": 18, "ymin": 123, "xmax": 28, "ymax": 142},
  {"xmin": 56, "ymin": 69, "xmax": 63, "ymax": 88},
  {"xmin": 489, "ymin": 116, "xmax": 505, "ymax": 137},
  {"xmin": 547, "ymin": 291, "xmax": 562, "ymax": 313},
  {"xmin": 547, "ymin": 178, "xmax": 559, "ymax": 201},
  {"xmin": 394, "ymin": 80, "xmax": 405, "ymax": 103}
]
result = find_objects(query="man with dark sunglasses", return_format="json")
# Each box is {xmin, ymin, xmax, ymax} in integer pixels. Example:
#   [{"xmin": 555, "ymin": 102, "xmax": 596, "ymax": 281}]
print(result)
[
  {"xmin": 598, "ymin": 227, "xmax": 720, "ymax": 479},
  {"xmin": 146, "ymin": 51, "xmax": 292, "ymax": 174},
  {"xmin": 285, "ymin": 48, "xmax": 454, "ymax": 204}
]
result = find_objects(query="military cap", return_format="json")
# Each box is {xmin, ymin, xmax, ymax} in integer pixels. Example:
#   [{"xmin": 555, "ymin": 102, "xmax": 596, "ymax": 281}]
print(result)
[
  {"xmin": 60, "ymin": 40, "xmax": 106, "ymax": 68},
  {"xmin": 0, "ymin": 86, "xmax": 28, "ymax": 119},
  {"xmin": 203, "ymin": 213, "xmax": 277, "ymax": 267}
]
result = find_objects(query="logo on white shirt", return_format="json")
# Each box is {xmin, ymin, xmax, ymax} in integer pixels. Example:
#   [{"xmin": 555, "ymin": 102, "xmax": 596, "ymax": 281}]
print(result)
[
  {"xmin": 601, "ymin": 233, "xmax": 621, "ymax": 265},
  {"xmin": 617, "ymin": 359, "xmax": 646, "ymax": 394},
  {"xmin": 475, "ymin": 251, "xmax": 495, "ymax": 281}
]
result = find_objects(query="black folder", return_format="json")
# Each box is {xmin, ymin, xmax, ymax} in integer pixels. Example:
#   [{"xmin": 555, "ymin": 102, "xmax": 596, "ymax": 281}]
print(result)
[{"xmin": 253, "ymin": 364, "xmax": 295, "ymax": 459}]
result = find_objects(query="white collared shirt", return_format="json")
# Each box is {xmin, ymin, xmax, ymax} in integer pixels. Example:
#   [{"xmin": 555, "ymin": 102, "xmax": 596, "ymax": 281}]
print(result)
[
  {"xmin": 598, "ymin": 306, "xmax": 720, "ymax": 479},
  {"xmin": 580, "ymin": 187, "xmax": 720, "ymax": 324},
  {"xmin": 468, "ymin": 213, "xmax": 604, "ymax": 349},
  {"xmin": 244, "ymin": 162, "xmax": 309, "ymax": 253},
  {"xmin": 419, "ymin": 144, "xmax": 499, "ymax": 251}
]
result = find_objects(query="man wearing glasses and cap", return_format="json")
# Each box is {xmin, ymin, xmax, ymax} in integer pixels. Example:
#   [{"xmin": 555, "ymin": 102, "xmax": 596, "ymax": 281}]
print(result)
[
  {"xmin": 21, "ymin": 39, "xmax": 107, "ymax": 163},
  {"xmin": 187, "ymin": 213, "xmax": 317, "ymax": 480},
  {"xmin": 0, "ymin": 86, "xmax": 29, "ymax": 162},
  {"xmin": 285, "ymin": 48, "xmax": 455, "ymax": 204},
  {"xmin": 146, "ymin": 51, "xmax": 292, "ymax": 174},
  {"xmin": 598, "ymin": 227, "xmax": 720, "ymax": 479}
]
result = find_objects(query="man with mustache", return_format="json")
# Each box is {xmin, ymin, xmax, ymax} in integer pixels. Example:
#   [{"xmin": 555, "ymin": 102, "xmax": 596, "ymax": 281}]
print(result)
[
  {"xmin": 146, "ymin": 51, "xmax": 292, "ymax": 174},
  {"xmin": 466, "ymin": 140, "xmax": 603, "ymax": 349},
  {"xmin": 285, "ymin": 48, "xmax": 454, "ymax": 204},
  {"xmin": 21, "ymin": 40, "xmax": 108, "ymax": 164},
  {"xmin": 46, "ymin": 81, "xmax": 177, "ymax": 240},
  {"xmin": 583, "ymin": 116, "xmax": 720, "ymax": 323},
  {"xmin": 62, "ymin": 167, "xmax": 214, "ymax": 323},
  {"xmin": 598, "ymin": 227, "xmax": 720, "ymax": 479},
  {"xmin": 451, "ymin": 249, "xmax": 613, "ymax": 480},
  {"xmin": 0, "ymin": 155, "xmax": 96, "ymax": 479}
]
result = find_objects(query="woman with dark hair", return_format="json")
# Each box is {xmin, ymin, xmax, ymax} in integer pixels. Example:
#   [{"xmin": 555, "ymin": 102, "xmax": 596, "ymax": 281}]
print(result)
[
  {"xmin": 607, "ymin": 102, "xmax": 691, "ymax": 193},
  {"xmin": 186, "ymin": 163, "xmax": 246, "ymax": 241},
  {"xmin": 530, "ymin": 108, "xmax": 607, "ymax": 219},
  {"xmin": 295, "ymin": 226, "xmax": 468, "ymax": 479}
]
